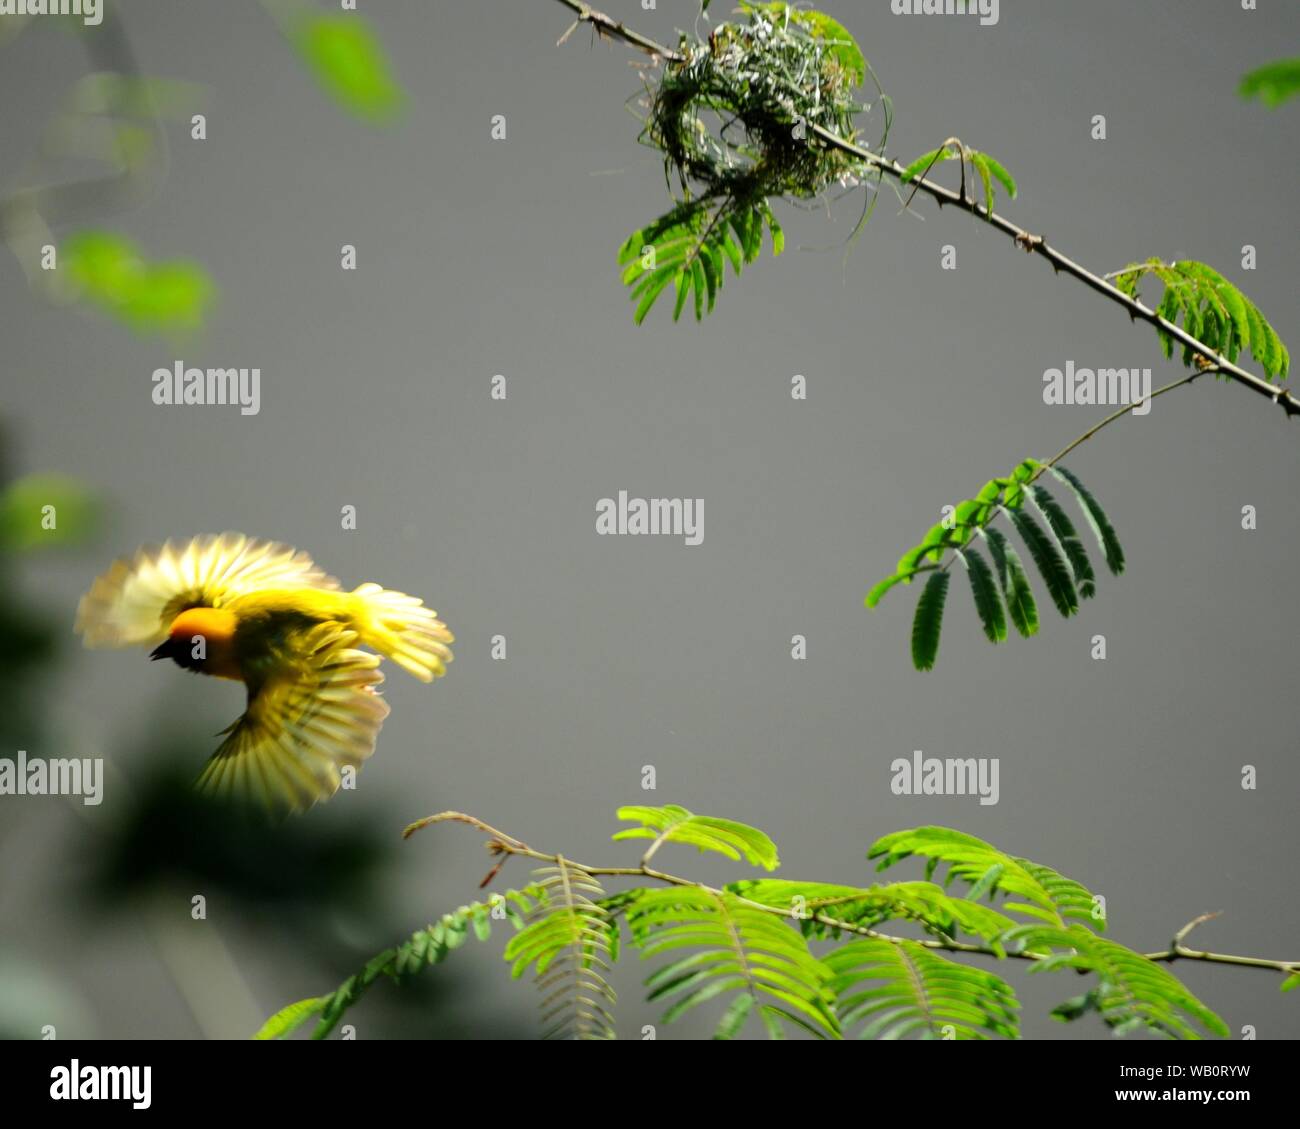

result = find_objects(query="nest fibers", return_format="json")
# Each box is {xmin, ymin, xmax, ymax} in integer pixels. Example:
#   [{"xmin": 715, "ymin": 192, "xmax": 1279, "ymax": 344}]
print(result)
[{"xmin": 644, "ymin": 6, "xmax": 883, "ymax": 206}]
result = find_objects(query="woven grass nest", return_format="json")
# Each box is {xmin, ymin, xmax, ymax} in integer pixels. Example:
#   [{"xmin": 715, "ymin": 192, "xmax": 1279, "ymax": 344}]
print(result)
[{"xmin": 644, "ymin": 4, "xmax": 880, "ymax": 205}]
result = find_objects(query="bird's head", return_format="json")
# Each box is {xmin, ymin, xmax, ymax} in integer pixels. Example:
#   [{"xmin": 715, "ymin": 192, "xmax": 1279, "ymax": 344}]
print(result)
[{"xmin": 150, "ymin": 607, "xmax": 238, "ymax": 672}]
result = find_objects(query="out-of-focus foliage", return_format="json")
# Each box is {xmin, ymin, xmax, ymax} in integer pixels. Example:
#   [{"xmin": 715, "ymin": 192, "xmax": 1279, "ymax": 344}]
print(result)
[
  {"xmin": 0, "ymin": 954, "xmax": 96, "ymax": 1040},
  {"xmin": 0, "ymin": 473, "xmax": 100, "ymax": 551},
  {"xmin": 2, "ymin": 2, "xmax": 401, "ymax": 343},
  {"xmin": 80, "ymin": 761, "xmax": 394, "ymax": 917},
  {"xmin": 62, "ymin": 231, "xmax": 215, "ymax": 333},
  {"xmin": 55, "ymin": 73, "xmax": 205, "ymax": 159},
  {"xmin": 1239, "ymin": 58, "xmax": 1300, "ymax": 108},
  {"xmin": 288, "ymin": 13, "xmax": 403, "ymax": 122},
  {"xmin": 0, "ymin": 7, "xmax": 210, "ymax": 335},
  {"xmin": 50, "ymin": 73, "xmax": 204, "ymax": 179},
  {"xmin": 0, "ymin": 579, "xmax": 57, "ymax": 754},
  {"xmin": 0, "ymin": 439, "xmax": 101, "ymax": 1037},
  {"xmin": 0, "ymin": 442, "xmax": 101, "ymax": 748}
]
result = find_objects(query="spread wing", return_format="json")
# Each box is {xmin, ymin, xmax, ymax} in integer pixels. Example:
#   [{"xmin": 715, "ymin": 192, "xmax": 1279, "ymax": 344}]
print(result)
[
  {"xmin": 194, "ymin": 623, "xmax": 390, "ymax": 815},
  {"xmin": 75, "ymin": 532, "xmax": 340, "ymax": 648}
]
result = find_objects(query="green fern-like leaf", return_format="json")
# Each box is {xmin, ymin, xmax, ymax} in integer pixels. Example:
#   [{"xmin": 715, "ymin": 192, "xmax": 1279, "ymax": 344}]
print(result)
[
  {"xmin": 1047, "ymin": 465, "xmax": 1124, "ymax": 575},
  {"xmin": 728, "ymin": 878, "xmax": 1016, "ymax": 946},
  {"xmin": 956, "ymin": 547, "xmax": 1006, "ymax": 642},
  {"xmin": 618, "ymin": 197, "xmax": 781, "ymax": 324},
  {"xmin": 625, "ymin": 886, "xmax": 839, "ymax": 1039},
  {"xmin": 865, "ymin": 566, "xmax": 934, "ymax": 608},
  {"xmin": 825, "ymin": 938, "xmax": 1020, "ymax": 1039},
  {"xmin": 1111, "ymin": 258, "xmax": 1289, "ymax": 380},
  {"xmin": 980, "ymin": 527, "xmax": 1039, "ymax": 638},
  {"xmin": 910, "ymin": 570, "xmax": 950, "ymax": 671},
  {"xmin": 1007, "ymin": 924, "xmax": 1228, "ymax": 1039},
  {"xmin": 1006, "ymin": 506, "xmax": 1078, "ymax": 618},
  {"xmin": 869, "ymin": 827, "xmax": 1106, "ymax": 932},
  {"xmin": 1028, "ymin": 484, "xmax": 1096, "ymax": 599},
  {"xmin": 256, "ymin": 890, "xmax": 537, "ymax": 1040},
  {"xmin": 253, "ymin": 995, "xmax": 329, "ymax": 1041},
  {"xmin": 870, "ymin": 461, "xmax": 1120, "ymax": 667},
  {"xmin": 503, "ymin": 861, "xmax": 617, "ymax": 1040},
  {"xmin": 613, "ymin": 803, "xmax": 780, "ymax": 870}
]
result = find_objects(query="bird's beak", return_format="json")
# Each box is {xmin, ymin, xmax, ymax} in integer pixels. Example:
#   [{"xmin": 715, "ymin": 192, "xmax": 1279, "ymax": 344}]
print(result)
[{"xmin": 150, "ymin": 640, "xmax": 173, "ymax": 661}]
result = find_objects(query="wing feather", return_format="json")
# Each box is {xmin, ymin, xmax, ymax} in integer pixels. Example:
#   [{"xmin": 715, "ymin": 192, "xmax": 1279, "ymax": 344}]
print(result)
[
  {"xmin": 75, "ymin": 532, "xmax": 340, "ymax": 648},
  {"xmin": 194, "ymin": 624, "xmax": 390, "ymax": 815}
]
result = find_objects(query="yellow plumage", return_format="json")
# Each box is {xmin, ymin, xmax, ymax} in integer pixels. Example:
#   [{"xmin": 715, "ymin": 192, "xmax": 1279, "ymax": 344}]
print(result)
[{"xmin": 75, "ymin": 533, "xmax": 453, "ymax": 814}]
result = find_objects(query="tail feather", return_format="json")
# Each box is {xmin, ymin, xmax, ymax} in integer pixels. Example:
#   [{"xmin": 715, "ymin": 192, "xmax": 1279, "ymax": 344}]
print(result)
[{"xmin": 350, "ymin": 583, "xmax": 454, "ymax": 682}]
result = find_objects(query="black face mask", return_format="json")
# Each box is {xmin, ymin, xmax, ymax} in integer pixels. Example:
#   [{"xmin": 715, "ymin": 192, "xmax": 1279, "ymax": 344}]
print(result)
[{"xmin": 149, "ymin": 638, "xmax": 205, "ymax": 673}]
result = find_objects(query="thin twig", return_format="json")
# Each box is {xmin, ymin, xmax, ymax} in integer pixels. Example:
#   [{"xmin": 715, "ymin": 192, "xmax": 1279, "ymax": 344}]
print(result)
[
  {"xmin": 403, "ymin": 810, "xmax": 531, "ymax": 849},
  {"xmin": 1144, "ymin": 912, "xmax": 1300, "ymax": 974},
  {"xmin": 551, "ymin": 0, "xmax": 680, "ymax": 63},
  {"xmin": 809, "ymin": 116, "xmax": 1300, "ymax": 418},
  {"xmin": 934, "ymin": 368, "xmax": 1209, "ymax": 577},
  {"xmin": 1039, "ymin": 369, "xmax": 1207, "ymax": 469}
]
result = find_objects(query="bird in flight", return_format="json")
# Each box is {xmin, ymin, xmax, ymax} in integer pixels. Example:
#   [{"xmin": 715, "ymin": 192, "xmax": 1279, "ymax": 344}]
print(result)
[{"xmin": 75, "ymin": 533, "xmax": 453, "ymax": 815}]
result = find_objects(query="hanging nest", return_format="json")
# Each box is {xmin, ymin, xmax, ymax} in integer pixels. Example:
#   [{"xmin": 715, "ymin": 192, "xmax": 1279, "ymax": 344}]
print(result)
[
  {"xmin": 618, "ymin": 5, "xmax": 890, "ymax": 324},
  {"xmin": 643, "ymin": 4, "xmax": 882, "ymax": 206}
]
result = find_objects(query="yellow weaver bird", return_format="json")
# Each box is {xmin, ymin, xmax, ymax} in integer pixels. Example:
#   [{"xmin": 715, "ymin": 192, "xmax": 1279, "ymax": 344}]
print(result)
[{"xmin": 75, "ymin": 533, "xmax": 453, "ymax": 814}]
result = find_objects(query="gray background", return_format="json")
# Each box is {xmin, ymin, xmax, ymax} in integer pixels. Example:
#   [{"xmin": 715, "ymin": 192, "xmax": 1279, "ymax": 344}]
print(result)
[{"xmin": 1, "ymin": 0, "xmax": 1297, "ymax": 1040}]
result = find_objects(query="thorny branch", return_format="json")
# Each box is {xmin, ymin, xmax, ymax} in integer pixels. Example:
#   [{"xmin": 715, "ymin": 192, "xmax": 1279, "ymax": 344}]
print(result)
[
  {"xmin": 409, "ymin": 811, "xmax": 1300, "ymax": 982},
  {"xmin": 548, "ymin": 0, "xmax": 1300, "ymax": 422}
]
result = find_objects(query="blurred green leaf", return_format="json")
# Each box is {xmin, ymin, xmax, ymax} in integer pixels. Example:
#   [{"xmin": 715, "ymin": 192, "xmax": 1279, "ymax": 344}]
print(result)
[
  {"xmin": 0, "ymin": 473, "xmax": 99, "ymax": 552},
  {"xmin": 1239, "ymin": 58, "xmax": 1300, "ymax": 108},
  {"xmin": 68, "ymin": 74, "xmax": 205, "ymax": 122},
  {"xmin": 292, "ymin": 15, "xmax": 402, "ymax": 122},
  {"xmin": 63, "ymin": 231, "xmax": 215, "ymax": 333}
]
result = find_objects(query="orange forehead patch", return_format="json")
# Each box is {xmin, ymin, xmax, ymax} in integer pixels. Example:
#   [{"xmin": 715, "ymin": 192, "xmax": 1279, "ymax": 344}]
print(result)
[{"xmin": 169, "ymin": 606, "xmax": 238, "ymax": 645}]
